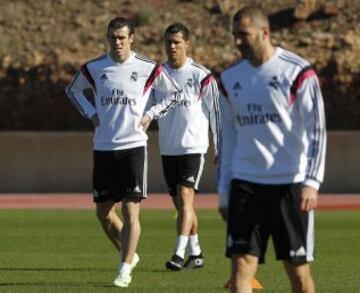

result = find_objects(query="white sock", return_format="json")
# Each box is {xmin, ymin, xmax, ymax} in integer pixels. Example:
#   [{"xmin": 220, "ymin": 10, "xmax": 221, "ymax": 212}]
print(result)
[
  {"xmin": 174, "ymin": 235, "xmax": 189, "ymax": 259},
  {"xmin": 118, "ymin": 262, "xmax": 131, "ymax": 274},
  {"xmin": 188, "ymin": 234, "xmax": 201, "ymax": 256}
]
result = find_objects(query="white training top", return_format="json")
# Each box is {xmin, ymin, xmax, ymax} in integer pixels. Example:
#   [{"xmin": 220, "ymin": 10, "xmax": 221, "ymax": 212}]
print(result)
[
  {"xmin": 65, "ymin": 52, "xmax": 181, "ymax": 151},
  {"xmin": 218, "ymin": 47, "xmax": 326, "ymax": 196},
  {"xmin": 152, "ymin": 57, "xmax": 220, "ymax": 155}
]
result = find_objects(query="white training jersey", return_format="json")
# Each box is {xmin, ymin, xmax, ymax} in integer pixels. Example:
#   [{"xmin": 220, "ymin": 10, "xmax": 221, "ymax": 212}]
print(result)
[
  {"xmin": 65, "ymin": 52, "xmax": 180, "ymax": 151},
  {"xmin": 218, "ymin": 47, "xmax": 326, "ymax": 194},
  {"xmin": 152, "ymin": 57, "xmax": 220, "ymax": 155}
]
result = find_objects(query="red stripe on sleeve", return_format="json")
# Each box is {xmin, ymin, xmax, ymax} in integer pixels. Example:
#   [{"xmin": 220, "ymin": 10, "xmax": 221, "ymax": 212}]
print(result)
[
  {"xmin": 143, "ymin": 64, "xmax": 163, "ymax": 95},
  {"xmin": 80, "ymin": 65, "xmax": 96, "ymax": 94},
  {"xmin": 290, "ymin": 67, "xmax": 316, "ymax": 105},
  {"xmin": 198, "ymin": 74, "xmax": 215, "ymax": 99}
]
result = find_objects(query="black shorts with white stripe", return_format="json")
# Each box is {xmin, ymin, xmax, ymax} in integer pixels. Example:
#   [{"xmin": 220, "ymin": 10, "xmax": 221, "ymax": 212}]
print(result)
[
  {"xmin": 92, "ymin": 146, "xmax": 147, "ymax": 203},
  {"xmin": 161, "ymin": 154, "xmax": 205, "ymax": 197},
  {"xmin": 226, "ymin": 179, "xmax": 314, "ymax": 264}
]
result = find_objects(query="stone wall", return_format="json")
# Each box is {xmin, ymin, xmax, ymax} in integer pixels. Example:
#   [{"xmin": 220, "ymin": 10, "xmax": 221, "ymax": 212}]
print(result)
[{"xmin": 0, "ymin": 131, "xmax": 358, "ymax": 193}]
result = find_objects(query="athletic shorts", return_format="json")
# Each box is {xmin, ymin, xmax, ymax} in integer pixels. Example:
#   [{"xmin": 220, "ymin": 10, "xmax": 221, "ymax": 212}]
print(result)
[
  {"xmin": 161, "ymin": 154, "xmax": 205, "ymax": 196},
  {"xmin": 92, "ymin": 146, "xmax": 147, "ymax": 203},
  {"xmin": 226, "ymin": 179, "xmax": 315, "ymax": 264}
]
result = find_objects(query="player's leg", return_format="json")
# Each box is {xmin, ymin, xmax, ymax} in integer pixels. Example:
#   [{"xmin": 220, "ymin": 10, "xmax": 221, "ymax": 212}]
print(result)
[
  {"xmin": 177, "ymin": 185, "xmax": 195, "ymax": 236},
  {"xmin": 117, "ymin": 146, "xmax": 146, "ymax": 266},
  {"xmin": 95, "ymin": 200, "xmax": 123, "ymax": 251},
  {"xmin": 185, "ymin": 209, "xmax": 204, "ymax": 269},
  {"xmin": 170, "ymin": 185, "xmax": 199, "ymax": 242},
  {"xmin": 120, "ymin": 197, "xmax": 141, "ymax": 266},
  {"xmin": 226, "ymin": 179, "xmax": 267, "ymax": 292},
  {"xmin": 170, "ymin": 189, "xmax": 200, "ymax": 254},
  {"xmin": 93, "ymin": 150, "xmax": 123, "ymax": 251},
  {"xmin": 113, "ymin": 199, "xmax": 141, "ymax": 288},
  {"xmin": 112, "ymin": 147, "xmax": 146, "ymax": 287},
  {"xmin": 190, "ymin": 207, "xmax": 198, "ymax": 235},
  {"xmin": 176, "ymin": 184, "xmax": 204, "ymax": 269},
  {"xmin": 272, "ymin": 183, "xmax": 316, "ymax": 293},
  {"xmin": 231, "ymin": 254, "xmax": 258, "ymax": 293},
  {"xmin": 184, "ymin": 154, "xmax": 205, "ymax": 268},
  {"xmin": 283, "ymin": 261, "xmax": 315, "ymax": 293},
  {"xmin": 165, "ymin": 154, "xmax": 205, "ymax": 270},
  {"xmin": 175, "ymin": 184, "xmax": 195, "ymax": 252},
  {"xmin": 171, "ymin": 195, "xmax": 180, "ymax": 231},
  {"xmin": 162, "ymin": 156, "xmax": 186, "ymax": 269}
]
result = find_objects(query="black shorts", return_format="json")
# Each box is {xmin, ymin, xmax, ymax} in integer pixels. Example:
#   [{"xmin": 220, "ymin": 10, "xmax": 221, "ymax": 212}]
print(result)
[
  {"xmin": 226, "ymin": 179, "xmax": 314, "ymax": 264},
  {"xmin": 92, "ymin": 146, "xmax": 147, "ymax": 203},
  {"xmin": 161, "ymin": 154, "xmax": 205, "ymax": 196}
]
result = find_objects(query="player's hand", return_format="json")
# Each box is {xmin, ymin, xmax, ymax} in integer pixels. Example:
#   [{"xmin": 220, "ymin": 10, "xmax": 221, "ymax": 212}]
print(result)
[
  {"xmin": 90, "ymin": 113, "xmax": 99, "ymax": 128},
  {"xmin": 139, "ymin": 114, "xmax": 152, "ymax": 131},
  {"xmin": 300, "ymin": 185, "xmax": 318, "ymax": 212},
  {"xmin": 218, "ymin": 206, "xmax": 227, "ymax": 222}
]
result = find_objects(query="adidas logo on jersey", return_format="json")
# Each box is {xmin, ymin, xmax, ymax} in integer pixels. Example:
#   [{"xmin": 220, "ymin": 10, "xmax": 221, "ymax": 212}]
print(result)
[
  {"xmin": 233, "ymin": 81, "xmax": 242, "ymax": 90},
  {"xmin": 268, "ymin": 76, "xmax": 280, "ymax": 89},
  {"xmin": 100, "ymin": 73, "xmax": 108, "ymax": 84},
  {"xmin": 232, "ymin": 81, "xmax": 242, "ymax": 97},
  {"xmin": 185, "ymin": 176, "xmax": 195, "ymax": 183}
]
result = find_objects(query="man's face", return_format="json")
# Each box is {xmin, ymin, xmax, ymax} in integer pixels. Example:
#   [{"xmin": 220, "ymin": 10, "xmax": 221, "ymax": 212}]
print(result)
[
  {"xmin": 164, "ymin": 32, "xmax": 188, "ymax": 63},
  {"xmin": 232, "ymin": 16, "xmax": 264, "ymax": 60},
  {"xmin": 107, "ymin": 26, "xmax": 134, "ymax": 62}
]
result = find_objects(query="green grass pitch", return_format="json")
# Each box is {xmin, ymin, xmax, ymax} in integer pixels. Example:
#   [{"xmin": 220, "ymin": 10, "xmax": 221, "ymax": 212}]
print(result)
[{"xmin": 0, "ymin": 209, "xmax": 359, "ymax": 292}]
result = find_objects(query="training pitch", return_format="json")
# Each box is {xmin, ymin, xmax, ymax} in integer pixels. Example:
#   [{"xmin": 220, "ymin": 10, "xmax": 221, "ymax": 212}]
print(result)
[{"xmin": 0, "ymin": 199, "xmax": 359, "ymax": 292}]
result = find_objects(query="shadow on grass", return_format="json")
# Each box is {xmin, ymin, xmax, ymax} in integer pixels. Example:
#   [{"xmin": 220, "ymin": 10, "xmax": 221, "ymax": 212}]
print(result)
[
  {"xmin": 0, "ymin": 282, "xmax": 114, "ymax": 288},
  {"xmin": 0, "ymin": 267, "xmax": 111, "ymax": 272},
  {"xmin": 0, "ymin": 267, "xmax": 119, "ymax": 288}
]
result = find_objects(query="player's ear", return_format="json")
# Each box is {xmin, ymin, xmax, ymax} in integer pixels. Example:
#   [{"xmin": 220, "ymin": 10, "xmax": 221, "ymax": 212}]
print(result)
[
  {"xmin": 185, "ymin": 40, "xmax": 189, "ymax": 49},
  {"xmin": 129, "ymin": 33, "xmax": 134, "ymax": 44},
  {"xmin": 262, "ymin": 25, "xmax": 270, "ymax": 40}
]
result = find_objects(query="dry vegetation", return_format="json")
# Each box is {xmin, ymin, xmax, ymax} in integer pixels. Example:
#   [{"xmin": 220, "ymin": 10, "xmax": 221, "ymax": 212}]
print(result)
[{"xmin": 0, "ymin": 0, "xmax": 359, "ymax": 130}]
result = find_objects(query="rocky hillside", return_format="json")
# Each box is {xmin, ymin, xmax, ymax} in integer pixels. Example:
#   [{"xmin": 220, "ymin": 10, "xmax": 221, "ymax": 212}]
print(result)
[{"xmin": 0, "ymin": 0, "xmax": 359, "ymax": 130}]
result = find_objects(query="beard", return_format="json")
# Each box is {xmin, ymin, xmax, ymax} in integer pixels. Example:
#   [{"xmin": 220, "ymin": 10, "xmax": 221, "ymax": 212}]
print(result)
[{"xmin": 237, "ymin": 46, "xmax": 252, "ymax": 59}]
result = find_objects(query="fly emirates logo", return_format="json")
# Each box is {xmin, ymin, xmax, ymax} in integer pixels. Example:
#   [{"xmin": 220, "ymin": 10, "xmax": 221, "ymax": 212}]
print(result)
[
  {"xmin": 101, "ymin": 89, "xmax": 136, "ymax": 106},
  {"xmin": 236, "ymin": 103, "xmax": 282, "ymax": 126}
]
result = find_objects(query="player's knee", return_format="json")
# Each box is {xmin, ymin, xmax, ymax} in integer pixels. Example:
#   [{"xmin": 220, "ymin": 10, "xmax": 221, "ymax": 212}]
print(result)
[
  {"xmin": 287, "ymin": 263, "xmax": 313, "ymax": 292},
  {"xmin": 95, "ymin": 208, "xmax": 112, "ymax": 222},
  {"xmin": 179, "ymin": 204, "xmax": 194, "ymax": 216},
  {"xmin": 232, "ymin": 254, "xmax": 258, "ymax": 278},
  {"xmin": 291, "ymin": 273, "xmax": 313, "ymax": 292},
  {"xmin": 177, "ymin": 189, "xmax": 194, "ymax": 207},
  {"xmin": 125, "ymin": 214, "xmax": 140, "ymax": 226}
]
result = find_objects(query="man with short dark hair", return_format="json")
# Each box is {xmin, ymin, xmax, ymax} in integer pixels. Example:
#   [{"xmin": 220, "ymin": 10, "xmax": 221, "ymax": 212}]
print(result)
[
  {"xmin": 152, "ymin": 22, "xmax": 220, "ymax": 271},
  {"xmin": 218, "ymin": 6, "xmax": 326, "ymax": 293},
  {"xmin": 65, "ymin": 16, "xmax": 181, "ymax": 288}
]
